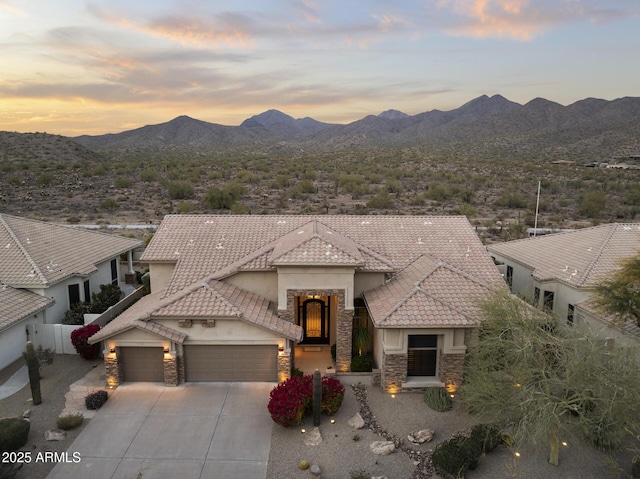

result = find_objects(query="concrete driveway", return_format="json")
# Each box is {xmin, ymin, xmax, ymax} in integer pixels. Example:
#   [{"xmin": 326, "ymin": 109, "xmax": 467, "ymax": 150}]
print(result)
[{"xmin": 47, "ymin": 382, "xmax": 275, "ymax": 479}]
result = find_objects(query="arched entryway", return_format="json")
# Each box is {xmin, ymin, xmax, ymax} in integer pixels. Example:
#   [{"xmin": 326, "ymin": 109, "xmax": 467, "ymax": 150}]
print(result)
[{"xmin": 298, "ymin": 296, "xmax": 330, "ymax": 344}]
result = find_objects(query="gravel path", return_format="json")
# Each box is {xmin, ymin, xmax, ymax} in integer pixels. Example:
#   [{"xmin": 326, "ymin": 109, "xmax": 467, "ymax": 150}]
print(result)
[{"xmin": 0, "ymin": 355, "xmax": 101, "ymax": 479}]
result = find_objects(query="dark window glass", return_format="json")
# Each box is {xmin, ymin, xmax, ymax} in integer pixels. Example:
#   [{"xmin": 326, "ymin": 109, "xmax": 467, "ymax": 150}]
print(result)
[
  {"xmin": 543, "ymin": 291, "xmax": 555, "ymax": 312},
  {"xmin": 68, "ymin": 284, "xmax": 81, "ymax": 306}
]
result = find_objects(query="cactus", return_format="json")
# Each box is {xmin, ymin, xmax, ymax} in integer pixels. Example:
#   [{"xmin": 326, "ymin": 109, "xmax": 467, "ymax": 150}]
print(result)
[
  {"xmin": 313, "ymin": 369, "xmax": 321, "ymax": 426},
  {"xmin": 25, "ymin": 341, "xmax": 42, "ymax": 405}
]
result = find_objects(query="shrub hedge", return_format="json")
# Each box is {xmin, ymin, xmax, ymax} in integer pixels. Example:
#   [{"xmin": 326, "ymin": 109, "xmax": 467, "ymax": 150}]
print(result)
[
  {"xmin": 0, "ymin": 418, "xmax": 30, "ymax": 452},
  {"xmin": 57, "ymin": 413, "xmax": 84, "ymax": 430},
  {"xmin": 85, "ymin": 390, "xmax": 109, "ymax": 410}
]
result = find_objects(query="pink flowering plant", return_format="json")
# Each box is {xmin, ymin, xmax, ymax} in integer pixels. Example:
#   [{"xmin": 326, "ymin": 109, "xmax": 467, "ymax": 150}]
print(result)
[
  {"xmin": 267, "ymin": 374, "xmax": 345, "ymax": 427},
  {"xmin": 70, "ymin": 324, "xmax": 101, "ymax": 360}
]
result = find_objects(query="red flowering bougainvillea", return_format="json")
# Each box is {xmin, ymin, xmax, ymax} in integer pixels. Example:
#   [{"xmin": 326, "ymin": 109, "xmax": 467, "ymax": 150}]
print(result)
[
  {"xmin": 70, "ymin": 324, "xmax": 101, "ymax": 360},
  {"xmin": 267, "ymin": 374, "xmax": 345, "ymax": 427}
]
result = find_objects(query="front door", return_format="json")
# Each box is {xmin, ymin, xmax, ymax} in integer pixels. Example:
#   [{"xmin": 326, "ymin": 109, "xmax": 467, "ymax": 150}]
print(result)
[{"xmin": 300, "ymin": 297, "xmax": 330, "ymax": 344}]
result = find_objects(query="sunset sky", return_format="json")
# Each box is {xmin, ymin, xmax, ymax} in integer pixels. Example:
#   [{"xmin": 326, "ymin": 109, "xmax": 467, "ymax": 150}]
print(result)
[{"xmin": 1, "ymin": 0, "xmax": 639, "ymax": 136}]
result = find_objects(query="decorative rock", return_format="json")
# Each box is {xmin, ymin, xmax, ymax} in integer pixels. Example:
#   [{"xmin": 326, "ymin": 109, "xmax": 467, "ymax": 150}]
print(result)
[
  {"xmin": 408, "ymin": 429, "xmax": 434, "ymax": 445},
  {"xmin": 44, "ymin": 429, "xmax": 66, "ymax": 441},
  {"xmin": 370, "ymin": 440, "xmax": 396, "ymax": 455},
  {"xmin": 303, "ymin": 427, "xmax": 322, "ymax": 446},
  {"xmin": 22, "ymin": 410, "xmax": 31, "ymax": 419},
  {"xmin": 309, "ymin": 464, "xmax": 321, "ymax": 477},
  {"xmin": 347, "ymin": 412, "xmax": 365, "ymax": 429}
]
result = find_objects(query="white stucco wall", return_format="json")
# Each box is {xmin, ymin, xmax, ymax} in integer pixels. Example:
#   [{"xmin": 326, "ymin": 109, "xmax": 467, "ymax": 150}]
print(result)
[
  {"xmin": 380, "ymin": 328, "xmax": 466, "ymax": 355},
  {"xmin": 0, "ymin": 312, "xmax": 47, "ymax": 371},
  {"xmin": 225, "ymin": 271, "xmax": 278, "ymax": 303},
  {"xmin": 277, "ymin": 266, "xmax": 355, "ymax": 310},
  {"xmin": 576, "ymin": 308, "xmax": 640, "ymax": 357},
  {"xmin": 354, "ymin": 272, "xmax": 385, "ymax": 297},
  {"xmin": 148, "ymin": 263, "xmax": 176, "ymax": 294}
]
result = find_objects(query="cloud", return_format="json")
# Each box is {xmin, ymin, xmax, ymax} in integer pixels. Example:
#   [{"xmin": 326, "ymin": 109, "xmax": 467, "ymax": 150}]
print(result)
[
  {"xmin": 0, "ymin": 0, "xmax": 25, "ymax": 16},
  {"xmin": 430, "ymin": 0, "xmax": 636, "ymax": 40},
  {"xmin": 289, "ymin": 0, "xmax": 323, "ymax": 24}
]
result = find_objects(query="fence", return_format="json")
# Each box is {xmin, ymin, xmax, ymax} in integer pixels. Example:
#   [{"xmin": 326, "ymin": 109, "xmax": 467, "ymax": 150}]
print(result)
[{"xmin": 27, "ymin": 286, "xmax": 145, "ymax": 354}]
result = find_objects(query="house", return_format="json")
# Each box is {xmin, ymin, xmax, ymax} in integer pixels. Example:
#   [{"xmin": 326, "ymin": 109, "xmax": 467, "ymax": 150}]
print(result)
[
  {"xmin": 487, "ymin": 223, "xmax": 640, "ymax": 349},
  {"xmin": 89, "ymin": 215, "xmax": 505, "ymax": 392},
  {"xmin": 0, "ymin": 214, "xmax": 143, "ymax": 370}
]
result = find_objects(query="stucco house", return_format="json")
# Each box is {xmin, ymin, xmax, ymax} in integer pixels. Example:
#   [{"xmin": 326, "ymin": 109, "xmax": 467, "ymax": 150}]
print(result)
[
  {"xmin": 90, "ymin": 215, "xmax": 505, "ymax": 392},
  {"xmin": 0, "ymin": 214, "xmax": 143, "ymax": 370},
  {"xmin": 487, "ymin": 223, "xmax": 640, "ymax": 350}
]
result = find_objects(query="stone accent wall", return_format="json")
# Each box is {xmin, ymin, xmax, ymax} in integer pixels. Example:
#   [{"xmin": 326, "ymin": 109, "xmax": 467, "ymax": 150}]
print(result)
[
  {"xmin": 104, "ymin": 354, "xmax": 122, "ymax": 388},
  {"xmin": 163, "ymin": 355, "xmax": 179, "ymax": 386},
  {"xmin": 177, "ymin": 355, "xmax": 185, "ymax": 384},
  {"xmin": 381, "ymin": 352, "xmax": 407, "ymax": 392},
  {"xmin": 277, "ymin": 352, "xmax": 291, "ymax": 383},
  {"xmin": 438, "ymin": 350, "xmax": 464, "ymax": 392},
  {"xmin": 279, "ymin": 289, "xmax": 353, "ymax": 372}
]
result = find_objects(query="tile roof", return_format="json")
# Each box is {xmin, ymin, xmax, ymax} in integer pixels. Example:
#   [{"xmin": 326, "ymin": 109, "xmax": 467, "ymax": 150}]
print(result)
[
  {"xmin": 364, "ymin": 255, "xmax": 504, "ymax": 328},
  {"xmin": 143, "ymin": 215, "xmax": 503, "ymax": 298},
  {"xmin": 89, "ymin": 281, "xmax": 303, "ymax": 343},
  {"xmin": 0, "ymin": 286, "xmax": 54, "ymax": 332},
  {"xmin": 487, "ymin": 223, "xmax": 640, "ymax": 288},
  {"xmin": 0, "ymin": 214, "xmax": 142, "ymax": 288}
]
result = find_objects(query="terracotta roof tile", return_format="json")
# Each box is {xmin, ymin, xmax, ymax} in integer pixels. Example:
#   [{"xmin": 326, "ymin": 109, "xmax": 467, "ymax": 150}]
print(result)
[
  {"xmin": 0, "ymin": 286, "xmax": 54, "ymax": 332},
  {"xmin": 0, "ymin": 214, "xmax": 142, "ymax": 288},
  {"xmin": 487, "ymin": 223, "xmax": 640, "ymax": 288}
]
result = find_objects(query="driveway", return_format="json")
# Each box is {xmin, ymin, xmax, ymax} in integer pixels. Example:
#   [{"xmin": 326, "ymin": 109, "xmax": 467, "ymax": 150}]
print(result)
[{"xmin": 47, "ymin": 382, "xmax": 275, "ymax": 479}]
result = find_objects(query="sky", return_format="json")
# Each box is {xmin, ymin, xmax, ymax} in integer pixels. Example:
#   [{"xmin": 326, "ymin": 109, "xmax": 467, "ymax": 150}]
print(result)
[{"xmin": 1, "ymin": 0, "xmax": 639, "ymax": 136}]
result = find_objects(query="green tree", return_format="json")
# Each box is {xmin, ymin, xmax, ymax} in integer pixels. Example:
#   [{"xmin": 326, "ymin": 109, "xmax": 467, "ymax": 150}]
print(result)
[
  {"xmin": 593, "ymin": 253, "xmax": 640, "ymax": 326},
  {"xmin": 462, "ymin": 292, "xmax": 640, "ymax": 466}
]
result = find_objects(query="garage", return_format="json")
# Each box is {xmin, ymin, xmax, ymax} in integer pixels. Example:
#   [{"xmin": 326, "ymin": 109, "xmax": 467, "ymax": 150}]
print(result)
[
  {"xmin": 184, "ymin": 345, "xmax": 277, "ymax": 382},
  {"xmin": 120, "ymin": 347, "xmax": 164, "ymax": 382}
]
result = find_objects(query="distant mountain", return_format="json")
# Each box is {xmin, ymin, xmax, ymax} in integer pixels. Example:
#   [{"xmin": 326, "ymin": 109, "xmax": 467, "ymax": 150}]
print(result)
[{"xmin": 67, "ymin": 95, "xmax": 640, "ymax": 159}]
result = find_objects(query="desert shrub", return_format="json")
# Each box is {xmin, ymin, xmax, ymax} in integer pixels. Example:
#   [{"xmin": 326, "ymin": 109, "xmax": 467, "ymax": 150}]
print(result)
[
  {"xmin": 494, "ymin": 192, "xmax": 527, "ymax": 209},
  {"xmin": 366, "ymin": 190, "xmax": 394, "ymax": 209},
  {"xmin": 267, "ymin": 375, "xmax": 345, "ymax": 427},
  {"xmin": 0, "ymin": 418, "xmax": 30, "ymax": 452},
  {"xmin": 431, "ymin": 434, "xmax": 483, "ymax": 478},
  {"xmin": 176, "ymin": 201, "xmax": 194, "ymax": 213},
  {"xmin": 90, "ymin": 284, "xmax": 122, "ymax": 313},
  {"xmin": 139, "ymin": 168, "xmax": 158, "ymax": 182},
  {"xmin": 57, "ymin": 413, "xmax": 84, "ymax": 430},
  {"xmin": 85, "ymin": 390, "xmax": 109, "ymax": 410},
  {"xmin": 470, "ymin": 423, "xmax": 502, "ymax": 453},
  {"xmin": 114, "ymin": 177, "xmax": 133, "ymax": 188},
  {"xmin": 35, "ymin": 345, "xmax": 54, "ymax": 366},
  {"xmin": 291, "ymin": 367, "xmax": 304, "ymax": 377},
  {"xmin": 350, "ymin": 355, "xmax": 373, "ymax": 372},
  {"xmin": 424, "ymin": 387, "xmax": 452, "ymax": 412},
  {"xmin": 166, "ymin": 181, "xmax": 194, "ymax": 200},
  {"xmin": 71, "ymin": 324, "xmax": 101, "ymax": 360},
  {"xmin": 100, "ymin": 198, "xmax": 118, "ymax": 210},
  {"xmin": 63, "ymin": 301, "xmax": 92, "ymax": 325}
]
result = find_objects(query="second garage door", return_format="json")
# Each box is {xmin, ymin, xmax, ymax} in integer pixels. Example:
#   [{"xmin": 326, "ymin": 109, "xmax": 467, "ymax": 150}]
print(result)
[
  {"xmin": 184, "ymin": 345, "xmax": 277, "ymax": 382},
  {"xmin": 120, "ymin": 347, "xmax": 164, "ymax": 382}
]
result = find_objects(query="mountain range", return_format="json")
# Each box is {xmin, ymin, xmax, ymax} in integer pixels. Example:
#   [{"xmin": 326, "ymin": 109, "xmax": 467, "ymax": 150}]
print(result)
[{"xmin": 73, "ymin": 94, "xmax": 640, "ymax": 159}]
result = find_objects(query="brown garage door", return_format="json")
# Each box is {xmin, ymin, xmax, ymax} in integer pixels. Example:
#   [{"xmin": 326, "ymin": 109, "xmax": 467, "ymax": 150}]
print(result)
[
  {"xmin": 184, "ymin": 345, "xmax": 277, "ymax": 382},
  {"xmin": 120, "ymin": 347, "xmax": 164, "ymax": 382}
]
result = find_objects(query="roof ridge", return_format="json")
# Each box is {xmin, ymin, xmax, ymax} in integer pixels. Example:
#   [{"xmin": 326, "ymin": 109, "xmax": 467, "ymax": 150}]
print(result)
[
  {"xmin": 577, "ymin": 223, "xmax": 618, "ymax": 286},
  {"xmin": 0, "ymin": 214, "xmax": 48, "ymax": 285}
]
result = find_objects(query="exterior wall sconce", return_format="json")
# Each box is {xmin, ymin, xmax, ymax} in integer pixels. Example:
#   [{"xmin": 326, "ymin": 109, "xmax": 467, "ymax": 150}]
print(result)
[
  {"xmin": 278, "ymin": 346, "xmax": 284, "ymax": 352},
  {"xmin": 163, "ymin": 347, "xmax": 170, "ymax": 354},
  {"xmin": 109, "ymin": 347, "xmax": 116, "ymax": 354}
]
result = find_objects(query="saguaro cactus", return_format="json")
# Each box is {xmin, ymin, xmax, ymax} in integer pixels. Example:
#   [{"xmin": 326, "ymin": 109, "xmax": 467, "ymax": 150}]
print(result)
[
  {"xmin": 25, "ymin": 341, "xmax": 42, "ymax": 405},
  {"xmin": 312, "ymin": 369, "xmax": 321, "ymax": 426}
]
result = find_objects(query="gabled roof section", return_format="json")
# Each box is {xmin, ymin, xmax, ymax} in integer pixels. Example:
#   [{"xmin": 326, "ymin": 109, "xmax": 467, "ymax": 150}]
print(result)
[
  {"xmin": 0, "ymin": 214, "xmax": 142, "ymax": 288},
  {"xmin": 487, "ymin": 223, "xmax": 640, "ymax": 288},
  {"xmin": 269, "ymin": 220, "xmax": 365, "ymax": 266},
  {"xmin": 0, "ymin": 286, "xmax": 54, "ymax": 332},
  {"xmin": 364, "ymin": 255, "xmax": 503, "ymax": 328},
  {"xmin": 89, "ymin": 282, "xmax": 303, "ymax": 343},
  {"xmin": 145, "ymin": 215, "xmax": 498, "ymax": 297}
]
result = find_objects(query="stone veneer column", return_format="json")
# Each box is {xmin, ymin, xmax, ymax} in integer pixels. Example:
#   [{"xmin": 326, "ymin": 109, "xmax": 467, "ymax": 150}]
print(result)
[
  {"xmin": 277, "ymin": 352, "xmax": 291, "ymax": 383},
  {"xmin": 381, "ymin": 352, "xmax": 407, "ymax": 393},
  {"xmin": 163, "ymin": 355, "xmax": 179, "ymax": 386},
  {"xmin": 177, "ymin": 355, "xmax": 185, "ymax": 384},
  {"xmin": 438, "ymin": 350, "xmax": 464, "ymax": 393},
  {"xmin": 104, "ymin": 354, "xmax": 122, "ymax": 388}
]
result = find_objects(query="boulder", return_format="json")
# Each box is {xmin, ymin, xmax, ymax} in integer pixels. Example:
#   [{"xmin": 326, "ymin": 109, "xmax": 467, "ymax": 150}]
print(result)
[
  {"xmin": 44, "ymin": 429, "xmax": 66, "ymax": 441},
  {"xmin": 407, "ymin": 429, "xmax": 434, "ymax": 444},
  {"xmin": 347, "ymin": 413, "xmax": 365, "ymax": 429},
  {"xmin": 370, "ymin": 440, "xmax": 396, "ymax": 455},
  {"xmin": 310, "ymin": 464, "xmax": 322, "ymax": 477},
  {"xmin": 303, "ymin": 427, "xmax": 322, "ymax": 446}
]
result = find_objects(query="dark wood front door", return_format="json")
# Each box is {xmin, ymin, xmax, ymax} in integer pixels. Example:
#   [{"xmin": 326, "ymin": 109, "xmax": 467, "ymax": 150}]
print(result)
[{"xmin": 300, "ymin": 298, "xmax": 330, "ymax": 344}]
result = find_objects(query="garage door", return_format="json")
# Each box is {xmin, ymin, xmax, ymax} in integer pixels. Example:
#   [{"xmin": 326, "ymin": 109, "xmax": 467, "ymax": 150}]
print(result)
[
  {"xmin": 120, "ymin": 347, "xmax": 164, "ymax": 382},
  {"xmin": 184, "ymin": 345, "xmax": 277, "ymax": 382}
]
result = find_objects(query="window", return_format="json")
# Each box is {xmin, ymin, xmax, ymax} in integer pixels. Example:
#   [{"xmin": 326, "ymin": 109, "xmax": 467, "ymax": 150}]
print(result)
[
  {"xmin": 533, "ymin": 287, "xmax": 540, "ymax": 307},
  {"xmin": 68, "ymin": 284, "xmax": 81, "ymax": 306},
  {"xmin": 407, "ymin": 335, "xmax": 438, "ymax": 377},
  {"xmin": 506, "ymin": 265, "xmax": 513, "ymax": 290},
  {"xmin": 543, "ymin": 291, "xmax": 554, "ymax": 312},
  {"xmin": 110, "ymin": 258, "xmax": 118, "ymax": 285},
  {"xmin": 567, "ymin": 304, "xmax": 575, "ymax": 325},
  {"xmin": 83, "ymin": 280, "xmax": 90, "ymax": 302}
]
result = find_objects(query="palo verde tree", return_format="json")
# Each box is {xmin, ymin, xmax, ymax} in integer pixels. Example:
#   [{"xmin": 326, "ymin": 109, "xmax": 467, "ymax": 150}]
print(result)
[
  {"xmin": 461, "ymin": 291, "xmax": 640, "ymax": 466},
  {"xmin": 593, "ymin": 252, "xmax": 640, "ymax": 327}
]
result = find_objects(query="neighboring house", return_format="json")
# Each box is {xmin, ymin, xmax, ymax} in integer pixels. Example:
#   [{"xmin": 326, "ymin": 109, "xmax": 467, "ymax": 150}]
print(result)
[
  {"xmin": 90, "ymin": 215, "xmax": 505, "ymax": 392},
  {"xmin": 487, "ymin": 223, "xmax": 640, "ymax": 349},
  {"xmin": 0, "ymin": 214, "xmax": 143, "ymax": 370}
]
